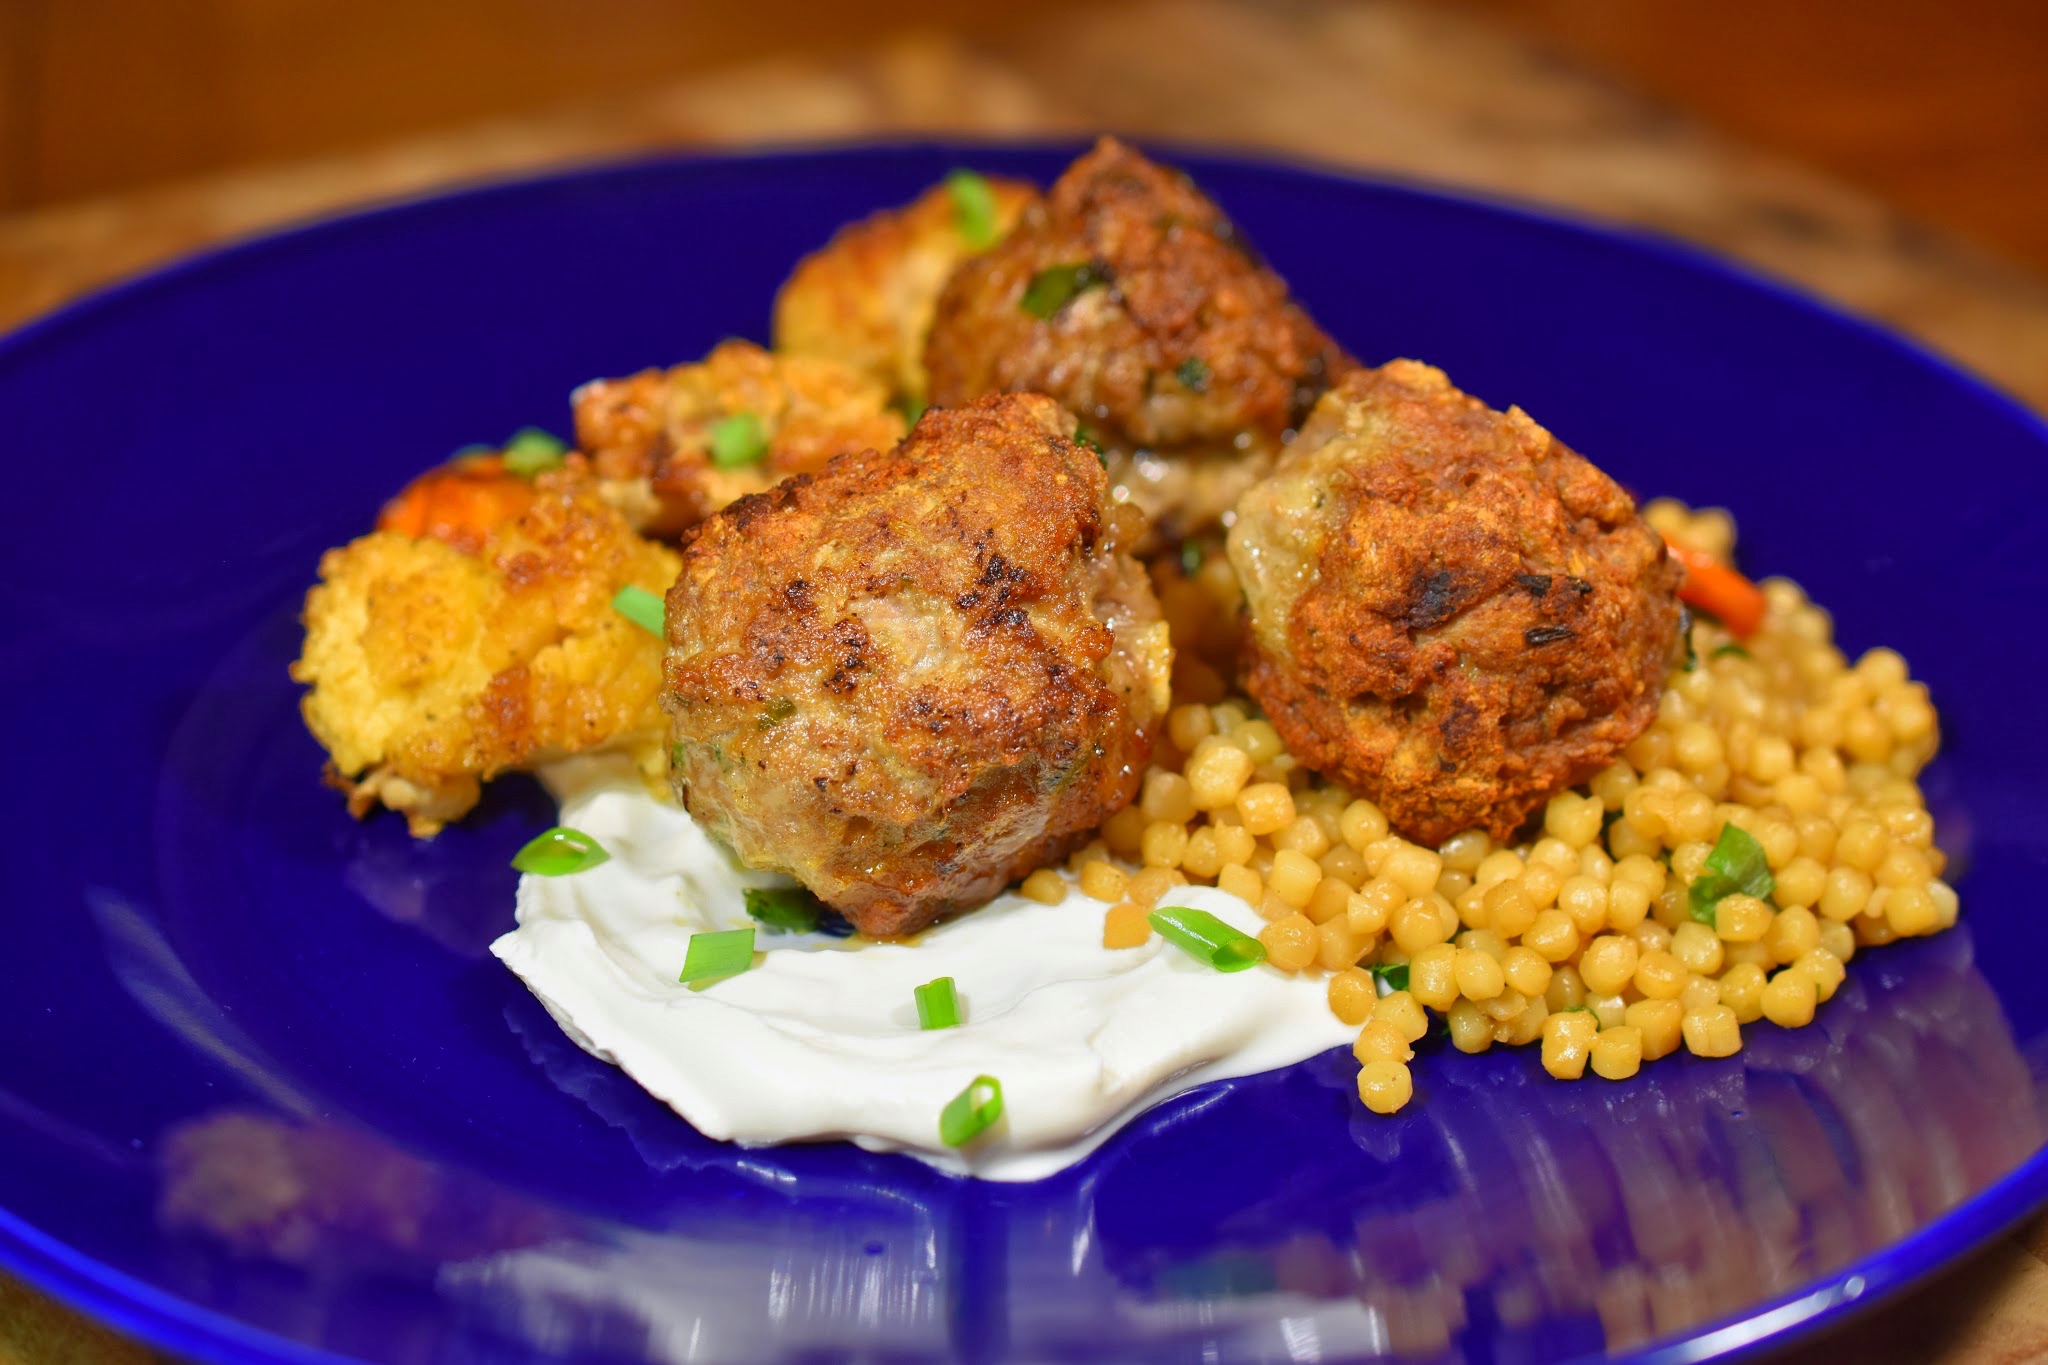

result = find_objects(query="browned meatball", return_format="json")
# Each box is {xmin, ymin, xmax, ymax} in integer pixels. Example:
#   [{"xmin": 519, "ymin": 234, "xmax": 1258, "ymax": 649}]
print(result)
[
  {"xmin": 663, "ymin": 394, "xmax": 1173, "ymax": 937},
  {"xmin": 773, "ymin": 174, "xmax": 1039, "ymax": 403},
  {"xmin": 1228, "ymin": 361, "xmax": 1683, "ymax": 845},
  {"xmin": 925, "ymin": 138, "xmax": 1352, "ymax": 541},
  {"xmin": 572, "ymin": 340, "xmax": 905, "ymax": 538}
]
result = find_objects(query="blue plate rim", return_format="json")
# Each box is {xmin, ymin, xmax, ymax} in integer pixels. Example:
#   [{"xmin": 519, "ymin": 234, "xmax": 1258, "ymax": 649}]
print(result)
[{"xmin": 2, "ymin": 136, "xmax": 2043, "ymax": 1365}]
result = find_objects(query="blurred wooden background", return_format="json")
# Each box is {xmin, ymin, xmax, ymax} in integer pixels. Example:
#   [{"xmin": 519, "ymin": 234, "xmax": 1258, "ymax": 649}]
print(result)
[{"xmin": 4, "ymin": 0, "xmax": 2048, "ymax": 272}]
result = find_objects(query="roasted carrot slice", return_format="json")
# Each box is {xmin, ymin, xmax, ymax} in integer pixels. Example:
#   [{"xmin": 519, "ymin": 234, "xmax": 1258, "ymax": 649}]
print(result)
[
  {"xmin": 1662, "ymin": 533, "xmax": 1766, "ymax": 639},
  {"xmin": 377, "ymin": 453, "xmax": 537, "ymax": 554}
]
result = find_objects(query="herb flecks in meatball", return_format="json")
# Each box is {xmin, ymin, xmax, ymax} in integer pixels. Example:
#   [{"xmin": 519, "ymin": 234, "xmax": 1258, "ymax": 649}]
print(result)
[
  {"xmin": 664, "ymin": 393, "xmax": 1173, "ymax": 937},
  {"xmin": 926, "ymin": 138, "xmax": 1352, "ymax": 541},
  {"xmin": 1228, "ymin": 361, "xmax": 1683, "ymax": 845}
]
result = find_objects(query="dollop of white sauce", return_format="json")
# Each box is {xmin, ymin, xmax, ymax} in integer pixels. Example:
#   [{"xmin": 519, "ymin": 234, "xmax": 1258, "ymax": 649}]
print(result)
[{"xmin": 492, "ymin": 756, "xmax": 1353, "ymax": 1180}]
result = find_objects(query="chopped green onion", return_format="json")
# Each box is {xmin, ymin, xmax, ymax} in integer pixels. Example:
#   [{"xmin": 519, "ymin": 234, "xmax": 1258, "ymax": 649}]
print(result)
[
  {"xmin": 939, "ymin": 1074, "xmax": 1004, "ymax": 1147},
  {"xmin": 1712, "ymin": 643, "xmax": 1752, "ymax": 660},
  {"xmin": 1688, "ymin": 823, "xmax": 1776, "ymax": 926},
  {"xmin": 756, "ymin": 697, "xmax": 796, "ymax": 730},
  {"xmin": 511, "ymin": 826, "xmax": 610, "ymax": 876},
  {"xmin": 502, "ymin": 426, "xmax": 569, "ymax": 477},
  {"xmin": 946, "ymin": 169, "xmax": 999, "ymax": 250},
  {"xmin": 744, "ymin": 886, "xmax": 822, "ymax": 932},
  {"xmin": 450, "ymin": 441, "xmax": 496, "ymax": 460},
  {"xmin": 708, "ymin": 412, "xmax": 768, "ymax": 468},
  {"xmin": 1071, "ymin": 424, "xmax": 1108, "ymax": 468},
  {"xmin": 1020, "ymin": 261, "xmax": 1109, "ymax": 319},
  {"xmin": 1175, "ymin": 357, "xmax": 1211, "ymax": 392},
  {"xmin": 1148, "ymin": 906, "xmax": 1267, "ymax": 972},
  {"xmin": 915, "ymin": 976, "xmax": 961, "ymax": 1030},
  {"xmin": 680, "ymin": 927, "xmax": 755, "ymax": 986},
  {"xmin": 1179, "ymin": 541, "xmax": 1204, "ymax": 576},
  {"xmin": 1368, "ymin": 961, "xmax": 1410, "ymax": 993},
  {"xmin": 612, "ymin": 584, "xmax": 664, "ymax": 636},
  {"xmin": 899, "ymin": 394, "xmax": 930, "ymax": 426}
]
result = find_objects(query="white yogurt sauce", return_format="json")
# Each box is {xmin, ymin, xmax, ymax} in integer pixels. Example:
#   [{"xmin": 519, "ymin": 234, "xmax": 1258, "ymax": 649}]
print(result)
[{"xmin": 492, "ymin": 755, "xmax": 1354, "ymax": 1180}]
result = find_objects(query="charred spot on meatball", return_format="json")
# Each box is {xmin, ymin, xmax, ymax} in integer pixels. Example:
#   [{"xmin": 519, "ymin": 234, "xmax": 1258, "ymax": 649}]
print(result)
[
  {"xmin": 924, "ymin": 137, "xmax": 1353, "ymax": 542},
  {"xmin": 662, "ymin": 393, "xmax": 1174, "ymax": 938},
  {"xmin": 1228, "ymin": 361, "xmax": 1684, "ymax": 845}
]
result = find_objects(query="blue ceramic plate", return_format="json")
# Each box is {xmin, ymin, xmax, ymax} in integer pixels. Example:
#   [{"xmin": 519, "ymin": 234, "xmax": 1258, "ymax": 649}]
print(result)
[{"xmin": 1, "ymin": 142, "xmax": 2043, "ymax": 1364}]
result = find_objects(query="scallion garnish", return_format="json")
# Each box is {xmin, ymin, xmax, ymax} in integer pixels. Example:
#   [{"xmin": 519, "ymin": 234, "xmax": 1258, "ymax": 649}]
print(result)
[
  {"xmin": 1688, "ymin": 823, "xmax": 1775, "ymax": 926},
  {"xmin": 450, "ymin": 441, "xmax": 496, "ymax": 460},
  {"xmin": 756, "ymin": 697, "xmax": 796, "ymax": 730},
  {"xmin": 1712, "ymin": 643, "xmax": 1752, "ymax": 660},
  {"xmin": 1020, "ymin": 261, "xmax": 1109, "ymax": 319},
  {"xmin": 1175, "ymin": 357, "xmax": 1211, "ymax": 392},
  {"xmin": 511, "ymin": 826, "xmax": 610, "ymax": 876},
  {"xmin": 1179, "ymin": 541, "xmax": 1204, "ymax": 576},
  {"xmin": 744, "ymin": 886, "xmax": 822, "ymax": 932},
  {"xmin": 680, "ymin": 927, "xmax": 755, "ymax": 986},
  {"xmin": 1367, "ymin": 961, "xmax": 1410, "ymax": 993},
  {"xmin": 502, "ymin": 426, "xmax": 568, "ymax": 477},
  {"xmin": 1148, "ymin": 906, "xmax": 1267, "ymax": 972},
  {"xmin": 708, "ymin": 412, "xmax": 768, "ymax": 468},
  {"xmin": 612, "ymin": 584, "xmax": 664, "ymax": 636},
  {"xmin": 939, "ymin": 1074, "xmax": 1004, "ymax": 1147},
  {"xmin": 899, "ymin": 395, "xmax": 930, "ymax": 426},
  {"xmin": 915, "ymin": 976, "xmax": 961, "ymax": 1030},
  {"xmin": 946, "ymin": 169, "xmax": 999, "ymax": 250}
]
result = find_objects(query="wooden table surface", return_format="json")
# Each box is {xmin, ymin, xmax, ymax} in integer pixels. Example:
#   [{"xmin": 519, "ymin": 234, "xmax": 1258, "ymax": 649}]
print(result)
[{"xmin": 2, "ymin": 2, "xmax": 2044, "ymax": 1360}]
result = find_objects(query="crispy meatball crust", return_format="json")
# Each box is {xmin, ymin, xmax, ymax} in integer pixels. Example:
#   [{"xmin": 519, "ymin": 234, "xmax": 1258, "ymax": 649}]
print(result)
[
  {"xmin": 664, "ymin": 393, "xmax": 1173, "ymax": 937},
  {"xmin": 925, "ymin": 137, "xmax": 1351, "ymax": 539},
  {"xmin": 294, "ymin": 471, "xmax": 681, "ymax": 836},
  {"xmin": 571, "ymin": 339, "xmax": 905, "ymax": 538},
  {"xmin": 1228, "ymin": 361, "xmax": 1683, "ymax": 845},
  {"xmin": 772, "ymin": 176, "xmax": 1038, "ymax": 403}
]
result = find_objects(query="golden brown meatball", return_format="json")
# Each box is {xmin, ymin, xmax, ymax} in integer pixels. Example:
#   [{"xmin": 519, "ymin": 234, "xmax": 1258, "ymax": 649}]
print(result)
[
  {"xmin": 294, "ymin": 471, "xmax": 681, "ymax": 836},
  {"xmin": 925, "ymin": 138, "xmax": 1352, "ymax": 541},
  {"xmin": 1228, "ymin": 361, "xmax": 1683, "ymax": 845},
  {"xmin": 772, "ymin": 173, "xmax": 1038, "ymax": 403},
  {"xmin": 663, "ymin": 394, "xmax": 1173, "ymax": 937},
  {"xmin": 571, "ymin": 339, "xmax": 905, "ymax": 538}
]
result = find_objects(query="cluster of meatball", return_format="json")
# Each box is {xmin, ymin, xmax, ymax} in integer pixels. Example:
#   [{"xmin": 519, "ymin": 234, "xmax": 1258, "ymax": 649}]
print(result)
[{"xmin": 295, "ymin": 138, "xmax": 1682, "ymax": 936}]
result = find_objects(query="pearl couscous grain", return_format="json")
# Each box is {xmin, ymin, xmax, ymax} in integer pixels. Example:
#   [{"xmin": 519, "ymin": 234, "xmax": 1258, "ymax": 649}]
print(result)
[{"xmin": 1050, "ymin": 505, "xmax": 1956, "ymax": 1116}]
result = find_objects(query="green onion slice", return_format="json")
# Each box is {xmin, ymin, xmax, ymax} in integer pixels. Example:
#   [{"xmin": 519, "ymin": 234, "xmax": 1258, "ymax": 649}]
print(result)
[
  {"xmin": 1020, "ymin": 261, "xmax": 1109, "ymax": 319},
  {"xmin": 1711, "ymin": 642, "xmax": 1753, "ymax": 660},
  {"xmin": 1179, "ymin": 540, "xmax": 1204, "ymax": 576},
  {"xmin": 946, "ymin": 169, "xmax": 999, "ymax": 250},
  {"xmin": 915, "ymin": 976, "xmax": 962, "ymax": 1030},
  {"xmin": 898, "ymin": 395, "xmax": 930, "ymax": 426},
  {"xmin": 1147, "ymin": 906, "xmax": 1267, "ymax": 972},
  {"xmin": 502, "ymin": 426, "xmax": 569, "ymax": 477},
  {"xmin": 1688, "ymin": 822, "xmax": 1776, "ymax": 925},
  {"xmin": 511, "ymin": 826, "xmax": 610, "ymax": 876},
  {"xmin": 1175, "ymin": 357, "xmax": 1211, "ymax": 392},
  {"xmin": 744, "ymin": 886, "xmax": 821, "ymax": 933},
  {"xmin": 1367, "ymin": 961, "xmax": 1410, "ymax": 993},
  {"xmin": 939, "ymin": 1074, "xmax": 1004, "ymax": 1147},
  {"xmin": 756, "ymin": 697, "xmax": 796, "ymax": 730},
  {"xmin": 449, "ymin": 441, "xmax": 496, "ymax": 460},
  {"xmin": 680, "ymin": 927, "xmax": 756, "ymax": 986},
  {"xmin": 612, "ymin": 584, "xmax": 664, "ymax": 636},
  {"xmin": 708, "ymin": 412, "xmax": 768, "ymax": 468}
]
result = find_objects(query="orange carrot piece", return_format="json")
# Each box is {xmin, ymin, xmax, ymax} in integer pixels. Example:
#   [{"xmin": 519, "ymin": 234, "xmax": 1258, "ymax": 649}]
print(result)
[
  {"xmin": 1661, "ymin": 534, "xmax": 1767, "ymax": 639},
  {"xmin": 376, "ymin": 453, "xmax": 536, "ymax": 554}
]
